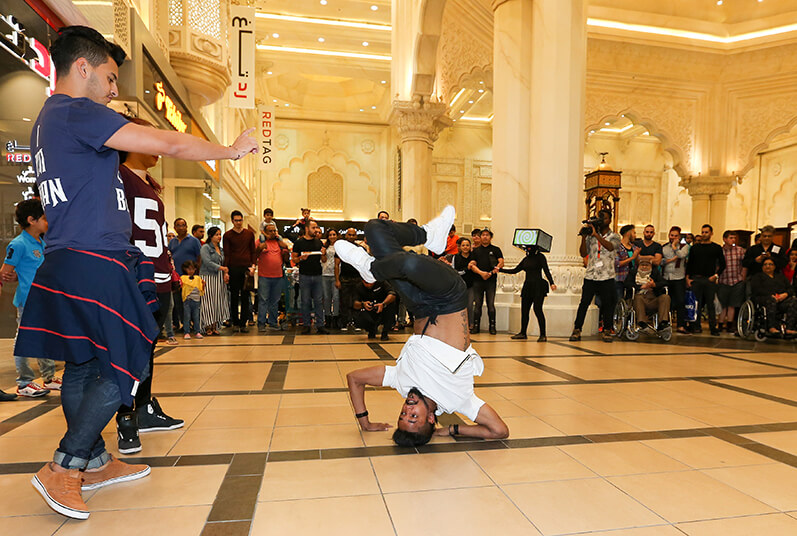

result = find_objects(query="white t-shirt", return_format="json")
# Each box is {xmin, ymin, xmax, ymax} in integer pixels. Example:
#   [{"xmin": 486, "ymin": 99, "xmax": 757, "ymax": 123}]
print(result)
[{"xmin": 382, "ymin": 334, "xmax": 485, "ymax": 421}]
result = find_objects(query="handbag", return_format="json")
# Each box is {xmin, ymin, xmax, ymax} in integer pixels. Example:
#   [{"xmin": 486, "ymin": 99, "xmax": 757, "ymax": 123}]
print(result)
[
  {"xmin": 170, "ymin": 269, "xmax": 182, "ymax": 291},
  {"xmin": 684, "ymin": 289, "xmax": 698, "ymax": 323}
]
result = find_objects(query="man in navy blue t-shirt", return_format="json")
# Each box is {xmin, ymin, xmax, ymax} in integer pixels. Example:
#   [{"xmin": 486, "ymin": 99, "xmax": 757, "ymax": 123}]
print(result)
[{"xmin": 22, "ymin": 26, "xmax": 257, "ymax": 520}]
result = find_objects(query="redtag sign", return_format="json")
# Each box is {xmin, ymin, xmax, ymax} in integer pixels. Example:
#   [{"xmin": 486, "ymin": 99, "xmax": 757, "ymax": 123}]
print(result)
[
  {"xmin": 229, "ymin": 6, "xmax": 255, "ymax": 109},
  {"xmin": 0, "ymin": 13, "xmax": 55, "ymax": 96},
  {"xmin": 257, "ymin": 105, "xmax": 275, "ymax": 170}
]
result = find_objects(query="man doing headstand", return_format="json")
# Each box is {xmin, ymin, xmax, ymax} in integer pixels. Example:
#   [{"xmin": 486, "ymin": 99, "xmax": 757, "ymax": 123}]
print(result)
[{"xmin": 337, "ymin": 207, "xmax": 509, "ymax": 447}]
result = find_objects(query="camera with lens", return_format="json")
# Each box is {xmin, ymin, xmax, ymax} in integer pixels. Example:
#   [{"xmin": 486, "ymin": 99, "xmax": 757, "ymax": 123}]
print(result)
[{"xmin": 579, "ymin": 217, "xmax": 601, "ymax": 237}]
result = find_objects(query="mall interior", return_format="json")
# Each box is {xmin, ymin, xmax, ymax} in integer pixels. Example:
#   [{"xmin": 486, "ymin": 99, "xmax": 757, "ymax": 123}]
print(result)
[{"xmin": 1, "ymin": 0, "xmax": 797, "ymax": 534}]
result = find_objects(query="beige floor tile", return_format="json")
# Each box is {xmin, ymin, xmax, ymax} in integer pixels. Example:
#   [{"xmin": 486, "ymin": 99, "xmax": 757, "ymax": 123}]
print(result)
[
  {"xmin": 372, "ymin": 452, "xmax": 492, "ymax": 493},
  {"xmin": 469, "ymin": 446, "xmax": 596, "ymax": 484},
  {"xmin": 198, "ymin": 363, "xmax": 271, "ymax": 392},
  {"xmin": 86, "ymin": 466, "xmax": 227, "ymax": 510},
  {"xmin": 0, "ymin": 515, "xmax": 64, "ymax": 534},
  {"xmin": 386, "ymin": 486, "xmax": 539, "ymax": 536},
  {"xmin": 609, "ymin": 410, "xmax": 707, "ymax": 431},
  {"xmin": 275, "ymin": 405, "xmax": 355, "ymax": 426},
  {"xmin": 279, "ymin": 391, "xmax": 351, "ymax": 408},
  {"xmin": 513, "ymin": 396, "xmax": 594, "ymax": 416},
  {"xmin": 677, "ymin": 513, "xmax": 797, "ymax": 536},
  {"xmin": 717, "ymin": 377, "xmax": 797, "ymax": 402},
  {"xmin": 578, "ymin": 393, "xmax": 662, "ymax": 413},
  {"xmin": 331, "ymin": 344, "xmax": 378, "ymax": 359},
  {"xmin": 503, "ymin": 477, "xmax": 665, "ymax": 535},
  {"xmin": 170, "ymin": 426, "xmax": 271, "ymax": 455},
  {"xmin": 57, "ymin": 505, "xmax": 211, "ymax": 535},
  {"xmin": 503, "ymin": 415, "xmax": 566, "ymax": 438},
  {"xmin": 259, "ymin": 457, "xmax": 379, "ymax": 500},
  {"xmin": 741, "ymin": 402, "xmax": 797, "ymax": 422},
  {"xmin": 561, "ymin": 442, "xmax": 690, "ymax": 476},
  {"xmin": 203, "ymin": 394, "xmax": 280, "ymax": 410},
  {"xmin": 269, "ymin": 423, "xmax": 363, "ymax": 450},
  {"xmin": 609, "ymin": 470, "xmax": 776, "ymax": 523},
  {"xmin": 702, "ymin": 463, "xmax": 797, "ymax": 511},
  {"xmin": 742, "ymin": 430, "xmax": 797, "ymax": 455},
  {"xmin": 488, "ymin": 385, "xmax": 565, "ymax": 400},
  {"xmin": 483, "ymin": 399, "xmax": 530, "ymax": 418},
  {"xmin": 473, "ymin": 341, "xmax": 590, "ymax": 357},
  {"xmin": 191, "ymin": 408, "xmax": 277, "ymax": 429},
  {"xmin": 102, "ymin": 430, "xmax": 184, "ymax": 458},
  {"xmin": 0, "ymin": 435, "xmax": 61, "ymax": 463},
  {"xmin": 251, "ymin": 495, "xmax": 394, "ymax": 536},
  {"xmin": 0, "ymin": 473, "xmax": 76, "ymax": 517},
  {"xmin": 673, "ymin": 405, "xmax": 778, "ymax": 427},
  {"xmin": 539, "ymin": 412, "xmax": 641, "ymax": 435},
  {"xmin": 642, "ymin": 437, "xmax": 773, "ymax": 469},
  {"xmin": 283, "ymin": 362, "xmax": 344, "ymax": 389},
  {"xmin": 151, "ymin": 364, "xmax": 221, "ymax": 393},
  {"xmin": 595, "ymin": 527, "xmax": 684, "ymax": 536},
  {"xmin": 152, "ymin": 396, "xmax": 213, "ymax": 412}
]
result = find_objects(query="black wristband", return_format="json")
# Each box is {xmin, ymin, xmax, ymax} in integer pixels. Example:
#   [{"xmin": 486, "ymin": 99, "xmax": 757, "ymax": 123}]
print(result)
[
  {"xmin": 355, "ymin": 410, "xmax": 368, "ymax": 419},
  {"xmin": 453, "ymin": 424, "xmax": 459, "ymax": 436}
]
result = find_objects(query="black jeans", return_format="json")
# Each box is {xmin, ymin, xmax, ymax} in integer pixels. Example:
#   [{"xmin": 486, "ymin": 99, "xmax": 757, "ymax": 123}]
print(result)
[
  {"xmin": 519, "ymin": 290, "xmax": 546, "ymax": 337},
  {"xmin": 354, "ymin": 302, "xmax": 397, "ymax": 336},
  {"xmin": 666, "ymin": 278, "xmax": 687, "ymax": 328},
  {"xmin": 472, "ymin": 277, "xmax": 497, "ymax": 327},
  {"xmin": 171, "ymin": 288, "xmax": 183, "ymax": 331},
  {"xmin": 690, "ymin": 276, "xmax": 718, "ymax": 330},
  {"xmin": 574, "ymin": 279, "xmax": 615, "ymax": 332},
  {"xmin": 366, "ymin": 219, "xmax": 467, "ymax": 319},
  {"xmin": 339, "ymin": 276, "xmax": 360, "ymax": 326},
  {"xmin": 228, "ymin": 266, "xmax": 250, "ymax": 328}
]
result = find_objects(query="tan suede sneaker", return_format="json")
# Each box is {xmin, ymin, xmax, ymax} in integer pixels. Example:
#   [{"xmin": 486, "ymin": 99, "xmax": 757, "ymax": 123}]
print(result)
[
  {"xmin": 31, "ymin": 463, "xmax": 89, "ymax": 520},
  {"xmin": 81, "ymin": 455, "xmax": 151, "ymax": 491}
]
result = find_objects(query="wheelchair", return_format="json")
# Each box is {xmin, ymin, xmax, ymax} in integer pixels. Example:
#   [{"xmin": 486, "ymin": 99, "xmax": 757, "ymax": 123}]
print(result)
[
  {"xmin": 613, "ymin": 287, "xmax": 673, "ymax": 342},
  {"xmin": 736, "ymin": 298, "xmax": 795, "ymax": 341}
]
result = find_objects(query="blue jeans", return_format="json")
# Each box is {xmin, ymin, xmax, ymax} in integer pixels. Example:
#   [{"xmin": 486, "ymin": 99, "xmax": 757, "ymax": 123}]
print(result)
[
  {"xmin": 322, "ymin": 275, "xmax": 339, "ymax": 319},
  {"xmin": 258, "ymin": 276, "xmax": 283, "ymax": 327},
  {"xmin": 183, "ymin": 299, "xmax": 201, "ymax": 334},
  {"xmin": 299, "ymin": 274, "xmax": 324, "ymax": 327},
  {"xmin": 14, "ymin": 306, "xmax": 56, "ymax": 387},
  {"xmin": 55, "ymin": 358, "xmax": 120, "ymax": 470}
]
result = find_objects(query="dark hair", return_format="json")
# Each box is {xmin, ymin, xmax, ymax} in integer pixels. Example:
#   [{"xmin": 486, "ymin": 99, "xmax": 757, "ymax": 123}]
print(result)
[
  {"xmin": 450, "ymin": 224, "xmax": 456, "ymax": 232},
  {"xmin": 702, "ymin": 224, "xmax": 713, "ymax": 232},
  {"xmin": 722, "ymin": 230, "xmax": 736, "ymax": 239},
  {"xmin": 457, "ymin": 236, "xmax": 471, "ymax": 246},
  {"xmin": 644, "ymin": 224, "xmax": 654, "ymax": 230},
  {"xmin": 174, "ymin": 217, "xmax": 186, "ymax": 226},
  {"xmin": 15, "ymin": 199, "xmax": 44, "ymax": 228},
  {"xmin": 231, "ymin": 210, "xmax": 243, "ymax": 220},
  {"xmin": 377, "ymin": 210, "xmax": 390, "ymax": 219},
  {"xmin": 325, "ymin": 228, "xmax": 338, "ymax": 240},
  {"xmin": 480, "ymin": 228, "xmax": 493, "ymax": 238},
  {"xmin": 392, "ymin": 423, "xmax": 435, "ymax": 447},
  {"xmin": 620, "ymin": 224, "xmax": 635, "ymax": 236},
  {"xmin": 669, "ymin": 226, "xmax": 681, "ymax": 234},
  {"xmin": 51, "ymin": 26, "xmax": 126, "ymax": 79},
  {"xmin": 598, "ymin": 208, "xmax": 612, "ymax": 220},
  {"xmin": 206, "ymin": 226, "xmax": 221, "ymax": 241},
  {"xmin": 263, "ymin": 208, "xmax": 274, "ymax": 216},
  {"xmin": 471, "ymin": 228, "xmax": 481, "ymax": 236},
  {"xmin": 407, "ymin": 218, "xmax": 418, "ymax": 225},
  {"xmin": 118, "ymin": 115, "xmax": 163, "ymax": 194},
  {"xmin": 181, "ymin": 260, "xmax": 197, "ymax": 272},
  {"xmin": 191, "ymin": 224, "xmax": 204, "ymax": 234}
]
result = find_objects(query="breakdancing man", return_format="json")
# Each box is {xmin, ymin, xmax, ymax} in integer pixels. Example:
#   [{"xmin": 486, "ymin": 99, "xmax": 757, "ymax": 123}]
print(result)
[{"xmin": 338, "ymin": 207, "xmax": 509, "ymax": 447}]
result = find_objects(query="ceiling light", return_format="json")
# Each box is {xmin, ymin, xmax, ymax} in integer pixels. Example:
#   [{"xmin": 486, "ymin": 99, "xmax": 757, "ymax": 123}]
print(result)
[
  {"xmin": 257, "ymin": 44, "xmax": 391, "ymax": 61},
  {"xmin": 380, "ymin": 80, "xmax": 386, "ymax": 84},
  {"xmin": 449, "ymin": 88, "xmax": 466, "ymax": 106},
  {"xmin": 590, "ymin": 130, "xmax": 595, "ymax": 134},
  {"xmin": 468, "ymin": 100, "xmax": 473, "ymax": 103},
  {"xmin": 272, "ymin": 33, "xmax": 279, "ymax": 38},
  {"xmin": 320, "ymin": 0, "xmax": 327, "ymax": 4},
  {"xmin": 644, "ymin": 131, "xmax": 649, "ymax": 135},
  {"xmin": 359, "ymin": 108, "xmax": 364, "ymax": 112},
  {"xmin": 318, "ymin": 37, "xmax": 325, "ymax": 42},
  {"xmin": 371, "ymin": 105, "xmax": 376, "ymax": 109},
  {"xmin": 461, "ymin": 116, "xmax": 492, "ymax": 122},
  {"xmin": 22, "ymin": 117, "xmax": 31, "ymax": 122},
  {"xmin": 272, "ymin": 99, "xmax": 277, "ymax": 102},
  {"xmin": 285, "ymin": 103, "xmax": 290, "ymax": 107},
  {"xmin": 478, "ymin": 89, "xmax": 484, "ymax": 93},
  {"xmin": 370, "ymin": 5, "xmax": 378, "ymax": 10},
  {"xmin": 460, "ymin": 110, "xmax": 465, "ymax": 113},
  {"xmin": 256, "ymin": 12, "xmax": 391, "ymax": 31},
  {"xmin": 266, "ymin": 71, "xmax": 273, "ymax": 74},
  {"xmin": 362, "ymin": 41, "xmax": 369, "ymax": 46},
  {"xmin": 587, "ymin": 18, "xmax": 797, "ymax": 44},
  {"xmin": 144, "ymin": 89, "xmax": 150, "ymax": 94},
  {"xmin": 716, "ymin": 0, "xmax": 722, "ymax": 5}
]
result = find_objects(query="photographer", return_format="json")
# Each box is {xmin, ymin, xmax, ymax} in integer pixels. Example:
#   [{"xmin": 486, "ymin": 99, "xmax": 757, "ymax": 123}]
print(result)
[{"xmin": 569, "ymin": 208, "xmax": 622, "ymax": 343}]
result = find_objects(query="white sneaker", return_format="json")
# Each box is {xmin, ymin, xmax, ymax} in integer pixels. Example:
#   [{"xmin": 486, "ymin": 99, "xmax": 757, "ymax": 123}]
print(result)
[
  {"xmin": 43, "ymin": 378, "xmax": 62, "ymax": 391},
  {"xmin": 17, "ymin": 382, "xmax": 49, "ymax": 398},
  {"xmin": 334, "ymin": 241, "xmax": 376, "ymax": 283},
  {"xmin": 422, "ymin": 205, "xmax": 456, "ymax": 255}
]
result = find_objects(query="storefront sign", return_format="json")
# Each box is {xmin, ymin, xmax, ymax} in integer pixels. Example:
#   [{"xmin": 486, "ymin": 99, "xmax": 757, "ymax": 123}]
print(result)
[
  {"xmin": 229, "ymin": 6, "xmax": 255, "ymax": 109},
  {"xmin": 0, "ymin": 13, "xmax": 55, "ymax": 96},
  {"xmin": 154, "ymin": 82, "xmax": 187, "ymax": 133},
  {"xmin": 16, "ymin": 165, "xmax": 35, "ymax": 183},
  {"xmin": 257, "ymin": 105, "xmax": 275, "ymax": 170},
  {"xmin": 5, "ymin": 140, "xmax": 31, "ymax": 163}
]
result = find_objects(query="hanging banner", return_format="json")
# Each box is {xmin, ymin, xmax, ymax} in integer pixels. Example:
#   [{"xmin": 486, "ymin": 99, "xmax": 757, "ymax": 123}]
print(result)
[
  {"xmin": 229, "ymin": 5, "xmax": 255, "ymax": 109},
  {"xmin": 257, "ymin": 105, "xmax": 275, "ymax": 170}
]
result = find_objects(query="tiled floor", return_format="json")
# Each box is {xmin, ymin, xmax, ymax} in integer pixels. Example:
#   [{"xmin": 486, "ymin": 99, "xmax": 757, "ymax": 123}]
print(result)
[{"xmin": 1, "ymin": 330, "xmax": 796, "ymax": 535}]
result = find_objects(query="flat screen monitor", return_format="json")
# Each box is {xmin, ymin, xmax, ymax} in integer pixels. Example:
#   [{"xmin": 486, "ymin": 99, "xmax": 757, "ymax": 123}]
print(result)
[{"xmin": 512, "ymin": 228, "xmax": 552, "ymax": 252}]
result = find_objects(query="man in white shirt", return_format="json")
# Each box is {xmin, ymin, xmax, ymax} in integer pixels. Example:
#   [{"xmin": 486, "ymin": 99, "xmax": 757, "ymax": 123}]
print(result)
[{"xmin": 338, "ymin": 207, "xmax": 509, "ymax": 447}]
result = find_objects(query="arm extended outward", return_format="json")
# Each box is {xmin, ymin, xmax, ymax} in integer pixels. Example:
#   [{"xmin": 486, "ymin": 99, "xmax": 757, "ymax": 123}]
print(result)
[
  {"xmin": 106, "ymin": 123, "xmax": 257, "ymax": 161},
  {"xmin": 346, "ymin": 366, "xmax": 392, "ymax": 431},
  {"xmin": 433, "ymin": 403, "xmax": 509, "ymax": 439}
]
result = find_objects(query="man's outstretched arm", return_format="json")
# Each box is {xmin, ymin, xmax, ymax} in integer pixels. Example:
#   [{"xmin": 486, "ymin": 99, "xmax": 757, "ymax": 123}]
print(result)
[
  {"xmin": 434, "ymin": 403, "xmax": 509, "ymax": 439},
  {"xmin": 346, "ymin": 366, "xmax": 392, "ymax": 431}
]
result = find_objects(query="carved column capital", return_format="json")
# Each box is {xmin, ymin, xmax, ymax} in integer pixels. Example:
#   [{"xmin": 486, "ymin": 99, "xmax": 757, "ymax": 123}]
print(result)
[
  {"xmin": 391, "ymin": 97, "xmax": 452, "ymax": 147},
  {"xmin": 679, "ymin": 176, "xmax": 737, "ymax": 197}
]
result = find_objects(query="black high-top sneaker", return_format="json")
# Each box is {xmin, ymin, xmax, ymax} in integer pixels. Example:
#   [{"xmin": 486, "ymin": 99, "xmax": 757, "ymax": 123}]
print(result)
[
  {"xmin": 136, "ymin": 397, "xmax": 184, "ymax": 433},
  {"xmin": 117, "ymin": 412, "xmax": 142, "ymax": 455}
]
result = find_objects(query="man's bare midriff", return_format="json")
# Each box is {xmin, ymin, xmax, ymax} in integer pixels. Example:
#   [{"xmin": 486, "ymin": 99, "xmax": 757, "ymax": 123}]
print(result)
[{"xmin": 413, "ymin": 309, "xmax": 470, "ymax": 351}]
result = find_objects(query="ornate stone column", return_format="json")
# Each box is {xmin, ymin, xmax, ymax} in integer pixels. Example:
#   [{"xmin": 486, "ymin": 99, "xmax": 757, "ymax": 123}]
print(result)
[
  {"xmin": 491, "ymin": 0, "xmax": 593, "ymax": 336},
  {"xmin": 391, "ymin": 96, "xmax": 452, "ymax": 222},
  {"xmin": 679, "ymin": 176, "xmax": 735, "ymax": 234},
  {"xmin": 167, "ymin": 0, "xmax": 230, "ymax": 108}
]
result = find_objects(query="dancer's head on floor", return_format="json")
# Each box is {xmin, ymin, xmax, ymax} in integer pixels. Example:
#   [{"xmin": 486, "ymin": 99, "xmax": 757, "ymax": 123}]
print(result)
[{"xmin": 392, "ymin": 387, "xmax": 437, "ymax": 447}]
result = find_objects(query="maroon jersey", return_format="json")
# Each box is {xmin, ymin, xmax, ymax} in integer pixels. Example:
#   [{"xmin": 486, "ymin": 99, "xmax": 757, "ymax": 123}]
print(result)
[{"xmin": 119, "ymin": 165, "xmax": 172, "ymax": 293}]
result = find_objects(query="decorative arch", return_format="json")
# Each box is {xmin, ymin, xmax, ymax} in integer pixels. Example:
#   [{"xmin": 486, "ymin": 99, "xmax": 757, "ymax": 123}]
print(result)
[
  {"xmin": 307, "ymin": 166, "xmax": 344, "ymax": 212},
  {"xmin": 738, "ymin": 114, "xmax": 797, "ymax": 178},
  {"xmin": 412, "ymin": 0, "xmax": 447, "ymax": 97},
  {"xmin": 584, "ymin": 110, "xmax": 691, "ymax": 179}
]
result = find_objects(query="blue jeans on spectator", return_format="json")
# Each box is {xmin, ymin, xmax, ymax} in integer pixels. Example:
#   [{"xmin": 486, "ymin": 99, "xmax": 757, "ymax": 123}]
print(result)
[
  {"xmin": 299, "ymin": 274, "xmax": 324, "ymax": 328},
  {"xmin": 54, "ymin": 358, "xmax": 120, "ymax": 470},
  {"xmin": 14, "ymin": 306, "xmax": 56, "ymax": 387},
  {"xmin": 322, "ymin": 275, "xmax": 339, "ymax": 320},
  {"xmin": 183, "ymin": 299, "xmax": 201, "ymax": 335},
  {"xmin": 258, "ymin": 276, "xmax": 283, "ymax": 327}
]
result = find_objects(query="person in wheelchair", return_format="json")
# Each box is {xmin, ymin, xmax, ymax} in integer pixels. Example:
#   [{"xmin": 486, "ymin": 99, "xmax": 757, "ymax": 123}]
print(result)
[
  {"xmin": 750, "ymin": 258, "xmax": 797, "ymax": 336},
  {"xmin": 632, "ymin": 259, "xmax": 671, "ymax": 333}
]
